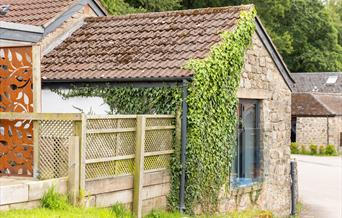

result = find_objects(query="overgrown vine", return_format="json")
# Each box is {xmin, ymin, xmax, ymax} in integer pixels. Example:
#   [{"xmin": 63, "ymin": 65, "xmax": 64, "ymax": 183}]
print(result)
[
  {"xmin": 173, "ymin": 8, "xmax": 256, "ymax": 213},
  {"xmin": 53, "ymin": 7, "xmax": 256, "ymax": 214},
  {"xmin": 53, "ymin": 85, "xmax": 182, "ymax": 114}
]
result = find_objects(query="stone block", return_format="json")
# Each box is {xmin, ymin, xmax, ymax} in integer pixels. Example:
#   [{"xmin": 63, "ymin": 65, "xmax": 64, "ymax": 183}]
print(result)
[
  {"xmin": 95, "ymin": 190, "xmax": 133, "ymax": 208},
  {"xmin": 0, "ymin": 183, "xmax": 28, "ymax": 205},
  {"xmin": 0, "ymin": 205, "xmax": 9, "ymax": 211},
  {"xmin": 9, "ymin": 200, "xmax": 40, "ymax": 210},
  {"xmin": 28, "ymin": 177, "xmax": 67, "ymax": 201},
  {"xmin": 86, "ymin": 175, "xmax": 133, "ymax": 195}
]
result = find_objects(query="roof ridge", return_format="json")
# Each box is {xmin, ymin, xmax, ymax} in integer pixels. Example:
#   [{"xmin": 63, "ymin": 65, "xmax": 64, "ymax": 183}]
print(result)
[{"xmin": 85, "ymin": 4, "xmax": 254, "ymax": 22}]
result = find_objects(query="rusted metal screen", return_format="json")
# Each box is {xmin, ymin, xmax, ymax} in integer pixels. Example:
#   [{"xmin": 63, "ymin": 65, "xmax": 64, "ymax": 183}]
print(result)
[{"xmin": 0, "ymin": 46, "xmax": 33, "ymax": 177}]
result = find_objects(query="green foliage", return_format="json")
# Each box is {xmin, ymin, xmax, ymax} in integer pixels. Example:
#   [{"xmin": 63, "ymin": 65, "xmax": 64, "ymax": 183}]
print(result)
[
  {"xmin": 100, "ymin": 0, "xmax": 145, "ymax": 15},
  {"xmin": 40, "ymin": 186, "xmax": 69, "ymax": 210},
  {"xmin": 54, "ymin": 85, "xmax": 182, "ymax": 115},
  {"xmin": 300, "ymin": 145, "xmax": 307, "ymax": 155},
  {"xmin": 124, "ymin": 0, "xmax": 182, "ymax": 12},
  {"xmin": 171, "ymin": 8, "xmax": 256, "ymax": 213},
  {"xmin": 327, "ymin": 0, "xmax": 342, "ymax": 46},
  {"xmin": 290, "ymin": 142, "xmax": 299, "ymax": 154},
  {"xmin": 319, "ymin": 145, "xmax": 325, "ymax": 155},
  {"xmin": 144, "ymin": 210, "xmax": 182, "ymax": 218},
  {"xmin": 325, "ymin": 144, "xmax": 337, "ymax": 156},
  {"xmin": 0, "ymin": 208, "xmax": 117, "ymax": 218},
  {"xmin": 309, "ymin": 144, "xmax": 318, "ymax": 155},
  {"xmin": 111, "ymin": 203, "xmax": 132, "ymax": 218}
]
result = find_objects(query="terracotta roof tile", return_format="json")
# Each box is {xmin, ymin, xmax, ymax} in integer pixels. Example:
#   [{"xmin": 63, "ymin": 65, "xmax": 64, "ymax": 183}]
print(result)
[
  {"xmin": 41, "ymin": 5, "xmax": 254, "ymax": 81},
  {"xmin": 0, "ymin": 0, "xmax": 78, "ymax": 26}
]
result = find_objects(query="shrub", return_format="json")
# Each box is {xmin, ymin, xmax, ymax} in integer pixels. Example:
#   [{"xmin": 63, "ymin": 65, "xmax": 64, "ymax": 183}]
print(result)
[
  {"xmin": 309, "ymin": 144, "xmax": 318, "ymax": 155},
  {"xmin": 111, "ymin": 203, "xmax": 132, "ymax": 218},
  {"xmin": 300, "ymin": 145, "xmax": 307, "ymax": 154},
  {"xmin": 291, "ymin": 142, "xmax": 299, "ymax": 154},
  {"xmin": 41, "ymin": 186, "xmax": 69, "ymax": 210},
  {"xmin": 144, "ymin": 210, "xmax": 182, "ymax": 218},
  {"xmin": 325, "ymin": 144, "xmax": 337, "ymax": 156},
  {"xmin": 319, "ymin": 145, "xmax": 325, "ymax": 155}
]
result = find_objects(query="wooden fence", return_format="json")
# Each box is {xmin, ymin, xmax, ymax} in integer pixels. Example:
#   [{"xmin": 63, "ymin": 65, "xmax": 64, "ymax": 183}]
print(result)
[{"xmin": 0, "ymin": 112, "xmax": 178, "ymax": 218}]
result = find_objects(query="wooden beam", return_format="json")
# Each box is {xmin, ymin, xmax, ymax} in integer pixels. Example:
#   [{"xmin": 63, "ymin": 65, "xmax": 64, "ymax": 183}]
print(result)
[
  {"xmin": 145, "ymin": 125, "xmax": 175, "ymax": 131},
  {"xmin": 133, "ymin": 115, "xmax": 146, "ymax": 218},
  {"xmin": 0, "ymin": 112, "xmax": 82, "ymax": 121},
  {"xmin": 75, "ymin": 114, "xmax": 87, "ymax": 196},
  {"xmin": 87, "ymin": 127, "xmax": 136, "ymax": 134},
  {"xmin": 86, "ymin": 154, "xmax": 135, "ymax": 164},
  {"xmin": 68, "ymin": 136, "xmax": 80, "ymax": 205},
  {"xmin": 32, "ymin": 45, "xmax": 41, "ymax": 179}
]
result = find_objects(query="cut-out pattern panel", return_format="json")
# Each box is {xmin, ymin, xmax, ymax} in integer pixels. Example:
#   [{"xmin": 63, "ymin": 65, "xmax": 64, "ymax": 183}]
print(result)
[{"xmin": 0, "ymin": 46, "xmax": 33, "ymax": 177}]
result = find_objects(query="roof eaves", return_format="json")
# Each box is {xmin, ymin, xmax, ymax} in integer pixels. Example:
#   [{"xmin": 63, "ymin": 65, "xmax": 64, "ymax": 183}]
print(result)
[
  {"xmin": 43, "ymin": 0, "xmax": 106, "ymax": 36},
  {"xmin": 42, "ymin": 76, "xmax": 193, "ymax": 84},
  {"xmin": 255, "ymin": 17, "xmax": 295, "ymax": 91},
  {"xmin": 0, "ymin": 21, "xmax": 44, "ymax": 42}
]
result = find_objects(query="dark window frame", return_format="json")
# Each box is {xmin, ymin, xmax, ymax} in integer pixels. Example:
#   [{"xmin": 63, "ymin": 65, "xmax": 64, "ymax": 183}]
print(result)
[{"xmin": 232, "ymin": 99, "xmax": 262, "ymax": 187}]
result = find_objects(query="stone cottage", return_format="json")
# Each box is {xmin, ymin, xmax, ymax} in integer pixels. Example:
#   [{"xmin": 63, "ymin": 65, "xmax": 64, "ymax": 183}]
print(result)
[
  {"xmin": 1, "ymin": 2, "xmax": 295, "ymax": 216},
  {"xmin": 291, "ymin": 73, "xmax": 342, "ymax": 151}
]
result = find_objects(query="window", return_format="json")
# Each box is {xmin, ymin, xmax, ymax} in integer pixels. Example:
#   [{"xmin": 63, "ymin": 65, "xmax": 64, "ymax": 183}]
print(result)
[{"xmin": 232, "ymin": 99, "xmax": 261, "ymax": 187}]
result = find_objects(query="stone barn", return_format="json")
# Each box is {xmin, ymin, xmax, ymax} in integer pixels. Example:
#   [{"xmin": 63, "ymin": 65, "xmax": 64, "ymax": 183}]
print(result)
[{"xmin": 291, "ymin": 73, "xmax": 342, "ymax": 151}]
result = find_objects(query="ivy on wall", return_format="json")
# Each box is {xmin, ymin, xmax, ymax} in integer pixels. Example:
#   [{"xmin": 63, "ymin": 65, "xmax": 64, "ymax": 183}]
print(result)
[
  {"xmin": 54, "ymin": 85, "xmax": 182, "ymax": 114},
  {"xmin": 173, "ymin": 8, "xmax": 256, "ymax": 213},
  {"xmin": 54, "ymin": 7, "xmax": 256, "ymax": 214}
]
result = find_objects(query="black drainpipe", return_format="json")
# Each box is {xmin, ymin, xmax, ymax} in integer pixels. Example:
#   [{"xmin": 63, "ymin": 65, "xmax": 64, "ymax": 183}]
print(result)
[{"xmin": 179, "ymin": 79, "xmax": 188, "ymax": 212}]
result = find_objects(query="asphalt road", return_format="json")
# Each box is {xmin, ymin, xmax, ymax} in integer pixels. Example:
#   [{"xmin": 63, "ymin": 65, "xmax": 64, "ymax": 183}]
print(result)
[{"xmin": 292, "ymin": 155, "xmax": 342, "ymax": 218}]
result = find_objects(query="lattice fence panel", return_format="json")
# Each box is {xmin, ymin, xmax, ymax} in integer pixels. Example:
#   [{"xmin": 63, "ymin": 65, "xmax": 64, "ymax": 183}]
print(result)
[
  {"xmin": 39, "ymin": 120, "xmax": 74, "ymax": 179},
  {"xmin": 85, "ymin": 116, "xmax": 175, "ymax": 180},
  {"xmin": 85, "ymin": 118, "xmax": 137, "ymax": 179},
  {"xmin": 144, "ymin": 117, "xmax": 174, "ymax": 171}
]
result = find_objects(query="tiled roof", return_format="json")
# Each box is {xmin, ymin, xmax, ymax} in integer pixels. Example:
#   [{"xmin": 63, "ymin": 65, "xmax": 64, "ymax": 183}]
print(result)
[
  {"xmin": 292, "ymin": 93, "xmax": 342, "ymax": 116},
  {"xmin": 41, "ymin": 5, "xmax": 254, "ymax": 81},
  {"xmin": 292, "ymin": 72, "xmax": 342, "ymax": 94},
  {"xmin": 0, "ymin": 0, "xmax": 78, "ymax": 26}
]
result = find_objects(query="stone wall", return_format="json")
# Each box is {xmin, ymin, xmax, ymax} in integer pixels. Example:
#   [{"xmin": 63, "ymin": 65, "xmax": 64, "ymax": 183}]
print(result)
[
  {"xmin": 0, "ymin": 171, "xmax": 169, "ymax": 215},
  {"xmin": 223, "ymin": 33, "xmax": 292, "ymax": 217},
  {"xmin": 296, "ymin": 116, "xmax": 342, "ymax": 150},
  {"xmin": 328, "ymin": 116, "xmax": 342, "ymax": 150},
  {"xmin": 296, "ymin": 117, "xmax": 328, "ymax": 147},
  {"xmin": 0, "ymin": 177, "xmax": 67, "ymax": 211}
]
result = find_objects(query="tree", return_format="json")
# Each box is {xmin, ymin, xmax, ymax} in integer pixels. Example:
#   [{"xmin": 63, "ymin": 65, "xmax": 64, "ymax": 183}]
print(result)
[
  {"xmin": 327, "ymin": 0, "xmax": 342, "ymax": 46},
  {"xmin": 100, "ymin": 0, "xmax": 145, "ymax": 15},
  {"xmin": 124, "ymin": 0, "xmax": 182, "ymax": 12}
]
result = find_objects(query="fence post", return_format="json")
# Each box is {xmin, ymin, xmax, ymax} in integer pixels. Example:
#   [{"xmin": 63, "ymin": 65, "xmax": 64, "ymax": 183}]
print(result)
[
  {"xmin": 68, "ymin": 136, "xmax": 80, "ymax": 205},
  {"xmin": 32, "ymin": 45, "xmax": 41, "ymax": 179},
  {"xmin": 133, "ymin": 115, "xmax": 146, "ymax": 218},
  {"xmin": 33, "ymin": 120, "xmax": 40, "ymax": 178},
  {"xmin": 78, "ymin": 114, "xmax": 87, "ymax": 193}
]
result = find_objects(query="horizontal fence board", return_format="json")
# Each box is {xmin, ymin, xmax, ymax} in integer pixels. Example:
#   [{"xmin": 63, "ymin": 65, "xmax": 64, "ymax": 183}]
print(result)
[
  {"xmin": 0, "ymin": 112, "xmax": 82, "ymax": 121},
  {"xmin": 86, "ymin": 154, "xmax": 135, "ymax": 164},
  {"xmin": 85, "ymin": 170, "xmax": 170, "ymax": 195},
  {"xmin": 145, "ymin": 126, "xmax": 175, "ymax": 131},
  {"xmin": 87, "ymin": 128, "xmax": 136, "ymax": 134},
  {"xmin": 144, "ymin": 150, "xmax": 174, "ymax": 157},
  {"xmin": 87, "ymin": 115, "xmax": 137, "ymax": 119}
]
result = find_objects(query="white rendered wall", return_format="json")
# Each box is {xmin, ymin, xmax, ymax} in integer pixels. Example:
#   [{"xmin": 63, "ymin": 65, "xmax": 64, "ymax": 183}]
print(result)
[{"xmin": 42, "ymin": 88, "xmax": 110, "ymax": 114}]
